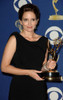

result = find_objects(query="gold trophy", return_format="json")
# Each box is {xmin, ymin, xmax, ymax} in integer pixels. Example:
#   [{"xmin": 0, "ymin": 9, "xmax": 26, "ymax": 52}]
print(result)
[
  {"xmin": 41, "ymin": 38, "xmax": 63, "ymax": 82},
  {"xmin": 49, "ymin": 0, "xmax": 63, "ymax": 20}
]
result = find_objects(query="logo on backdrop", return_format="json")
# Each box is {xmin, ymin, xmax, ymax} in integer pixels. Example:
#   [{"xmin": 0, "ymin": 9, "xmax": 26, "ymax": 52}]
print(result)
[
  {"xmin": 47, "ymin": 87, "xmax": 63, "ymax": 100},
  {"xmin": 13, "ymin": 0, "xmax": 32, "ymax": 12},
  {"xmin": 45, "ymin": 26, "xmax": 63, "ymax": 45},
  {"xmin": 49, "ymin": 0, "xmax": 63, "ymax": 20}
]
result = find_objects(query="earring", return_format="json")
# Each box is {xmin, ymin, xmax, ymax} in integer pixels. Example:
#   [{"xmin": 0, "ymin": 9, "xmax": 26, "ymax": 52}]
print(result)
[{"xmin": 15, "ymin": 20, "xmax": 23, "ymax": 32}]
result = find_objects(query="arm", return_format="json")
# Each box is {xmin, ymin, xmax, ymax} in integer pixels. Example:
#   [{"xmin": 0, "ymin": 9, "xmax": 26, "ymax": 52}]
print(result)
[
  {"xmin": 41, "ymin": 49, "xmax": 49, "ymax": 71},
  {"xmin": 1, "ymin": 35, "xmax": 43, "ymax": 81},
  {"xmin": 41, "ymin": 40, "xmax": 56, "ymax": 71},
  {"xmin": 1, "ymin": 35, "xmax": 29, "ymax": 75}
]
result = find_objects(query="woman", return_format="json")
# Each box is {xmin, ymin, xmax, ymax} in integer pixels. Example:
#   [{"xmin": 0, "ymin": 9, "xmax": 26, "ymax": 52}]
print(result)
[{"xmin": 1, "ymin": 4, "xmax": 56, "ymax": 100}]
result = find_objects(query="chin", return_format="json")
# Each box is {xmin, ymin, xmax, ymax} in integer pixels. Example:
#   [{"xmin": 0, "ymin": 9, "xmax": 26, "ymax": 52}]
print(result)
[{"xmin": 25, "ymin": 29, "xmax": 34, "ymax": 32}]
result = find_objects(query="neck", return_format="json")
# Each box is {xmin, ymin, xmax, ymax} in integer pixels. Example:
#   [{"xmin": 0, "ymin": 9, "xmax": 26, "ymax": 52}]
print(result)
[{"xmin": 20, "ymin": 30, "xmax": 35, "ymax": 38}]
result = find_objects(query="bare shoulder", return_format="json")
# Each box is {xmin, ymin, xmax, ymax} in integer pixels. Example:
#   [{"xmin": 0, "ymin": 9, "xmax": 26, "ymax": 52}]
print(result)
[
  {"xmin": 5, "ymin": 35, "xmax": 16, "ymax": 51},
  {"xmin": 7, "ymin": 35, "xmax": 16, "ymax": 45},
  {"xmin": 8, "ymin": 35, "xmax": 16, "ymax": 41},
  {"xmin": 1, "ymin": 35, "xmax": 16, "ymax": 69}
]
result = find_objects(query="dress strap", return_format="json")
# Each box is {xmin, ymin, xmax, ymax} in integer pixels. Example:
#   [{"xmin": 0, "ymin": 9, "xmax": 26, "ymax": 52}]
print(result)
[{"xmin": 9, "ymin": 32, "xmax": 19, "ymax": 39}]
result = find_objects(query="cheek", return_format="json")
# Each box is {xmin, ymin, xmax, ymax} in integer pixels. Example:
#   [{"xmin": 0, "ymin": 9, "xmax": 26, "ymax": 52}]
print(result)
[
  {"xmin": 22, "ymin": 23, "xmax": 27, "ymax": 26},
  {"xmin": 32, "ymin": 22, "xmax": 37, "ymax": 26},
  {"xmin": 34, "ymin": 21, "xmax": 38, "ymax": 26},
  {"xmin": 22, "ymin": 21, "xmax": 28, "ymax": 26}
]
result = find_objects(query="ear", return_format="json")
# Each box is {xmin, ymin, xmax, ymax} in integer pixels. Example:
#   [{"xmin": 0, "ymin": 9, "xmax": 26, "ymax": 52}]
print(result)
[
  {"xmin": 19, "ymin": 20, "xmax": 23, "ymax": 25},
  {"xmin": 36, "ymin": 19, "xmax": 39, "ymax": 25}
]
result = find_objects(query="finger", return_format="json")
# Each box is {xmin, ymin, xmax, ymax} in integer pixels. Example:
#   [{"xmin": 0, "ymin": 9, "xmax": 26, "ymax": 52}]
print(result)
[
  {"xmin": 49, "ymin": 65, "xmax": 55, "ymax": 69},
  {"xmin": 41, "ymin": 77, "xmax": 45, "ymax": 80},
  {"xmin": 36, "ymin": 77, "xmax": 44, "ymax": 81},
  {"xmin": 51, "ymin": 60, "xmax": 56, "ymax": 64},
  {"xmin": 35, "ymin": 70, "xmax": 42, "ymax": 73},
  {"xmin": 34, "ymin": 73, "xmax": 43, "ymax": 81},
  {"xmin": 38, "ymin": 77, "xmax": 45, "ymax": 81},
  {"xmin": 48, "ymin": 59, "xmax": 52, "ymax": 63},
  {"xmin": 49, "ymin": 59, "xmax": 52, "ymax": 61}
]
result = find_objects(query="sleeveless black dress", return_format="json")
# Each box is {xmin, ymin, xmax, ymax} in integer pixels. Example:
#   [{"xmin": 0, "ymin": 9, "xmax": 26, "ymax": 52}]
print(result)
[{"xmin": 8, "ymin": 32, "xmax": 48, "ymax": 100}]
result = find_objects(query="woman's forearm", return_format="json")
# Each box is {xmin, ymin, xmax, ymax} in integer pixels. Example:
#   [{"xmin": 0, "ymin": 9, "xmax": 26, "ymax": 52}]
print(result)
[{"xmin": 1, "ymin": 65, "xmax": 29, "ymax": 75}]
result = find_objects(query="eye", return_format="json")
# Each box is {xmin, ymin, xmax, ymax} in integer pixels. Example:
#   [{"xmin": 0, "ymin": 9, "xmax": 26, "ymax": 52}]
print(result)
[
  {"xmin": 47, "ymin": 87, "xmax": 63, "ymax": 100},
  {"xmin": 23, "ymin": 19, "xmax": 28, "ymax": 21},
  {"xmin": 32, "ymin": 18, "xmax": 36, "ymax": 21},
  {"xmin": 45, "ymin": 26, "xmax": 63, "ymax": 45}
]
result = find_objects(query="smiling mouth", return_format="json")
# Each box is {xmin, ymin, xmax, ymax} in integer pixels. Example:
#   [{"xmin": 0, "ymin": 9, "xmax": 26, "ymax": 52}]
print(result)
[{"xmin": 27, "ymin": 26, "xmax": 32, "ymax": 28}]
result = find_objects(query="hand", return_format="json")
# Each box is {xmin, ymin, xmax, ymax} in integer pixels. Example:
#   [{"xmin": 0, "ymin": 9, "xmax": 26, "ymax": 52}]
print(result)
[
  {"xmin": 27, "ymin": 70, "xmax": 44, "ymax": 81},
  {"xmin": 47, "ymin": 59, "xmax": 56, "ymax": 70}
]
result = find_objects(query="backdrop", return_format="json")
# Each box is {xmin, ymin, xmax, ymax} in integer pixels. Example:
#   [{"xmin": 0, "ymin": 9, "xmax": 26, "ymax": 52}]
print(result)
[{"xmin": 0, "ymin": 0, "xmax": 63, "ymax": 100}]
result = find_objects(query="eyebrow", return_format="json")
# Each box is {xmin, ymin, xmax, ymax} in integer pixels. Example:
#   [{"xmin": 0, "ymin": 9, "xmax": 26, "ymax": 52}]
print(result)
[{"xmin": 22, "ymin": 17, "xmax": 36, "ymax": 19}]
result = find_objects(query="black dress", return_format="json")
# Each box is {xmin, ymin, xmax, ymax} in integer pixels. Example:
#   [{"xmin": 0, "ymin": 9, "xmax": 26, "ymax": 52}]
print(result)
[{"xmin": 8, "ymin": 32, "xmax": 48, "ymax": 100}]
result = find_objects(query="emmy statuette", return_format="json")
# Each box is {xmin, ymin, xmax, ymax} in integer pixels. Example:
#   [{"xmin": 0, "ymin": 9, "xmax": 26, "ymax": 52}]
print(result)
[{"xmin": 41, "ymin": 38, "xmax": 63, "ymax": 82}]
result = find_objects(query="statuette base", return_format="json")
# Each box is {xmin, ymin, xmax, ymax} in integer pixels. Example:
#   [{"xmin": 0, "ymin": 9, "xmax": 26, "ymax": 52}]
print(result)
[
  {"xmin": 49, "ymin": 15, "xmax": 63, "ymax": 20},
  {"xmin": 41, "ymin": 70, "xmax": 62, "ymax": 82}
]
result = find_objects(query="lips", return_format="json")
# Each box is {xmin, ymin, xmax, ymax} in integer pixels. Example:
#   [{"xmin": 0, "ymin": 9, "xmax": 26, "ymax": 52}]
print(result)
[{"xmin": 27, "ymin": 26, "xmax": 32, "ymax": 28}]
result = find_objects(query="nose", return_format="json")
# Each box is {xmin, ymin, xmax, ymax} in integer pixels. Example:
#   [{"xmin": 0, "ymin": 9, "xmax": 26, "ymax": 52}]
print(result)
[{"xmin": 28, "ymin": 20, "xmax": 32, "ymax": 25}]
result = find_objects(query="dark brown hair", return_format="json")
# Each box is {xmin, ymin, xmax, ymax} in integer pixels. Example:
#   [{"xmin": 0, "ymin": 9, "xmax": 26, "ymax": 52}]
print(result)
[{"xmin": 18, "ymin": 3, "xmax": 40, "ymax": 20}]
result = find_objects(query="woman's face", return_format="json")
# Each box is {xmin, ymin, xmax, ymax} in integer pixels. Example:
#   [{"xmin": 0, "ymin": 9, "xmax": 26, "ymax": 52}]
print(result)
[{"xmin": 20, "ymin": 11, "xmax": 39, "ymax": 32}]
